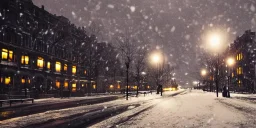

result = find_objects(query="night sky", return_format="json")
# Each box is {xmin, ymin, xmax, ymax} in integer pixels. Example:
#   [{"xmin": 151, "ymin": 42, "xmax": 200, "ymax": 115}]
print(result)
[{"xmin": 33, "ymin": 0, "xmax": 256, "ymax": 86}]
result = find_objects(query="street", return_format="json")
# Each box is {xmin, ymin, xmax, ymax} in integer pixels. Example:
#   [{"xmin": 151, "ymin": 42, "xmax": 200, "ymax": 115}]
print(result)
[{"xmin": 91, "ymin": 90, "xmax": 256, "ymax": 128}]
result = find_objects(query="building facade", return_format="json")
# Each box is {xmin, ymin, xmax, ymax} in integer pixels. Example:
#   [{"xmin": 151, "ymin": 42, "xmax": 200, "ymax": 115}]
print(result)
[
  {"xmin": 0, "ymin": 0, "xmax": 108, "ymax": 97},
  {"xmin": 230, "ymin": 30, "xmax": 256, "ymax": 92}
]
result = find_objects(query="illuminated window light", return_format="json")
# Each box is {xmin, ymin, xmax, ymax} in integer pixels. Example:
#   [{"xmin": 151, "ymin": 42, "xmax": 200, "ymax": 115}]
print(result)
[
  {"xmin": 72, "ymin": 66, "xmax": 76, "ymax": 74},
  {"xmin": 55, "ymin": 61, "xmax": 61, "ymax": 72},
  {"xmin": 47, "ymin": 62, "xmax": 51, "ymax": 69},
  {"xmin": 64, "ymin": 64, "xmax": 67, "ymax": 71},
  {"xmin": 37, "ymin": 57, "xmax": 44, "ymax": 68},
  {"xmin": 56, "ymin": 81, "xmax": 60, "ymax": 88},
  {"xmin": 5, "ymin": 77, "xmax": 11, "ymax": 85},
  {"xmin": 64, "ymin": 81, "xmax": 68, "ymax": 89},
  {"xmin": 2, "ymin": 49, "xmax": 8, "ymax": 60},
  {"xmin": 21, "ymin": 55, "xmax": 29, "ymax": 65}
]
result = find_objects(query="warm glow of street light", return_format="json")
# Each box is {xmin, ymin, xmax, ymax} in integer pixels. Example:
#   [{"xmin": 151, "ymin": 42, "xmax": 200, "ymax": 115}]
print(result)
[
  {"xmin": 152, "ymin": 54, "xmax": 160, "ymax": 63},
  {"xmin": 150, "ymin": 52, "xmax": 162, "ymax": 64},
  {"xmin": 209, "ymin": 34, "xmax": 221, "ymax": 47},
  {"xmin": 203, "ymin": 29, "xmax": 228, "ymax": 54},
  {"xmin": 227, "ymin": 57, "xmax": 235, "ymax": 67},
  {"xmin": 201, "ymin": 69, "xmax": 207, "ymax": 76}
]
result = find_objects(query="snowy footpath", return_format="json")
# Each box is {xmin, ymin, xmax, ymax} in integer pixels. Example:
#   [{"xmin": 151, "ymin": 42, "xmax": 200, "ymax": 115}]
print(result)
[{"xmin": 91, "ymin": 90, "xmax": 256, "ymax": 128}]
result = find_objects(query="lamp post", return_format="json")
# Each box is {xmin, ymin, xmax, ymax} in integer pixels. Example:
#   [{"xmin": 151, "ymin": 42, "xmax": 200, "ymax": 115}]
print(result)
[
  {"xmin": 226, "ymin": 57, "xmax": 235, "ymax": 97},
  {"xmin": 206, "ymin": 32, "xmax": 225, "ymax": 97},
  {"xmin": 151, "ymin": 52, "xmax": 162, "ymax": 96},
  {"xmin": 141, "ymin": 72, "xmax": 146, "ymax": 91},
  {"xmin": 201, "ymin": 69, "xmax": 207, "ymax": 90}
]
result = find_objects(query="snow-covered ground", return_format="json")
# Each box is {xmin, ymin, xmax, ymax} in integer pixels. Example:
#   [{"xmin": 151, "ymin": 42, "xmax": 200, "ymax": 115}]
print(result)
[
  {"xmin": 91, "ymin": 90, "xmax": 256, "ymax": 128},
  {"xmin": 0, "ymin": 90, "xmax": 184, "ymax": 128}
]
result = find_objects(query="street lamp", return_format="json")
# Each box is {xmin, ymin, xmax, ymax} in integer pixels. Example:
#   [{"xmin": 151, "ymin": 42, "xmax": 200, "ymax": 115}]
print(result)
[
  {"xmin": 205, "ymin": 31, "xmax": 227, "ymax": 97},
  {"xmin": 150, "ymin": 52, "xmax": 162, "ymax": 96},
  {"xmin": 200, "ymin": 69, "xmax": 207, "ymax": 90},
  {"xmin": 226, "ymin": 57, "xmax": 235, "ymax": 97},
  {"xmin": 201, "ymin": 69, "xmax": 207, "ymax": 76}
]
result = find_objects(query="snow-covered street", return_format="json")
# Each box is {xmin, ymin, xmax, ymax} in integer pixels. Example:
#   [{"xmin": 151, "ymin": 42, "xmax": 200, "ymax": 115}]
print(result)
[{"xmin": 91, "ymin": 90, "xmax": 256, "ymax": 128}]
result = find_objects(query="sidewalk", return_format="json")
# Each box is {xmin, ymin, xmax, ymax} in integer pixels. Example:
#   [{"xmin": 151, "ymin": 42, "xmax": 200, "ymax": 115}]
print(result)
[{"xmin": 0, "ymin": 94, "xmax": 123, "ymax": 120}]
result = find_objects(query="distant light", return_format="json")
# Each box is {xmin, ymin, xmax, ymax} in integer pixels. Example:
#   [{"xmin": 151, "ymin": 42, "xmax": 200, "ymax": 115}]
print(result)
[
  {"xmin": 201, "ymin": 69, "xmax": 207, "ymax": 76},
  {"xmin": 193, "ymin": 81, "xmax": 199, "ymax": 85},
  {"xmin": 227, "ymin": 57, "xmax": 235, "ymax": 67}
]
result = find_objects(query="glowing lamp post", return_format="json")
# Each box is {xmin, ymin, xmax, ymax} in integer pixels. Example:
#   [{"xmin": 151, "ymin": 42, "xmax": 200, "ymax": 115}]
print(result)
[
  {"xmin": 150, "ymin": 52, "xmax": 163, "ymax": 96},
  {"xmin": 200, "ymin": 69, "xmax": 207, "ymax": 90},
  {"xmin": 206, "ymin": 32, "xmax": 225, "ymax": 97},
  {"xmin": 226, "ymin": 57, "xmax": 235, "ymax": 97}
]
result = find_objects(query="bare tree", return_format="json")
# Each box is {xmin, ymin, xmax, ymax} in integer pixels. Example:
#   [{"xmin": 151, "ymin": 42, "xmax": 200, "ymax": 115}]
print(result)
[
  {"xmin": 133, "ymin": 46, "xmax": 148, "ymax": 97},
  {"xmin": 116, "ymin": 32, "xmax": 136, "ymax": 100}
]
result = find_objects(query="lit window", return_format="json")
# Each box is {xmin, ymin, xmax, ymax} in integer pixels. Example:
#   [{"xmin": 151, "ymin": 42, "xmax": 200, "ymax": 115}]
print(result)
[
  {"xmin": 2, "ymin": 49, "xmax": 8, "ymax": 60},
  {"xmin": 21, "ymin": 78, "xmax": 25, "ymax": 84},
  {"xmin": 84, "ymin": 70, "xmax": 87, "ymax": 75},
  {"xmin": 37, "ymin": 57, "xmax": 44, "ymax": 68},
  {"xmin": 64, "ymin": 64, "xmax": 67, "ymax": 71},
  {"xmin": 2, "ymin": 49, "xmax": 13, "ymax": 61},
  {"xmin": 5, "ymin": 77, "xmax": 11, "ymax": 85},
  {"xmin": 93, "ymin": 84, "xmax": 96, "ymax": 89},
  {"xmin": 56, "ymin": 81, "xmax": 60, "ymax": 88},
  {"xmin": 0, "ymin": 77, "xmax": 3, "ymax": 83},
  {"xmin": 64, "ymin": 81, "xmax": 68, "ymax": 89},
  {"xmin": 72, "ymin": 66, "xmax": 76, "ymax": 74},
  {"xmin": 72, "ymin": 83, "xmax": 76, "ymax": 92},
  {"xmin": 237, "ymin": 67, "xmax": 243, "ymax": 75},
  {"xmin": 47, "ymin": 62, "xmax": 51, "ymax": 70},
  {"xmin": 147, "ymin": 86, "xmax": 150, "ymax": 89},
  {"xmin": 21, "ymin": 55, "xmax": 29, "ymax": 65},
  {"xmin": 9, "ymin": 51, "xmax": 13, "ymax": 61},
  {"xmin": 55, "ymin": 61, "xmax": 61, "ymax": 72},
  {"xmin": 117, "ymin": 84, "xmax": 120, "ymax": 89}
]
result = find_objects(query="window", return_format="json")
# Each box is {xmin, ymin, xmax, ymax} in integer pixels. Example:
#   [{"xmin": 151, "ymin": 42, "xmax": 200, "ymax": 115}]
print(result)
[
  {"xmin": 237, "ymin": 67, "xmax": 243, "ymax": 75},
  {"xmin": 2, "ymin": 49, "xmax": 8, "ymax": 60},
  {"xmin": 5, "ymin": 77, "xmax": 11, "ymax": 85},
  {"xmin": 37, "ymin": 57, "xmax": 44, "ymax": 68},
  {"xmin": 21, "ymin": 55, "xmax": 29, "ymax": 65},
  {"xmin": 9, "ymin": 51, "xmax": 13, "ymax": 61},
  {"xmin": 93, "ymin": 84, "xmax": 96, "ymax": 89},
  {"xmin": 47, "ymin": 62, "xmax": 51, "ymax": 70},
  {"xmin": 72, "ymin": 66, "xmax": 76, "ymax": 74},
  {"xmin": 2, "ymin": 49, "xmax": 13, "ymax": 61},
  {"xmin": 72, "ymin": 83, "xmax": 76, "ymax": 92},
  {"xmin": 55, "ymin": 62, "xmax": 61, "ymax": 72},
  {"xmin": 64, "ymin": 81, "xmax": 68, "ymax": 89},
  {"xmin": 64, "ymin": 64, "xmax": 67, "ymax": 71},
  {"xmin": 56, "ymin": 81, "xmax": 60, "ymax": 88},
  {"xmin": 237, "ymin": 53, "xmax": 243, "ymax": 61},
  {"xmin": 21, "ymin": 78, "xmax": 25, "ymax": 84}
]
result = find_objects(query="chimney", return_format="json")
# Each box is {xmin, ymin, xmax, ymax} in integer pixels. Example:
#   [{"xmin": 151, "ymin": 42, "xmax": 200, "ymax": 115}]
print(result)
[{"xmin": 42, "ymin": 5, "xmax": 44, "ymax": 10}]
